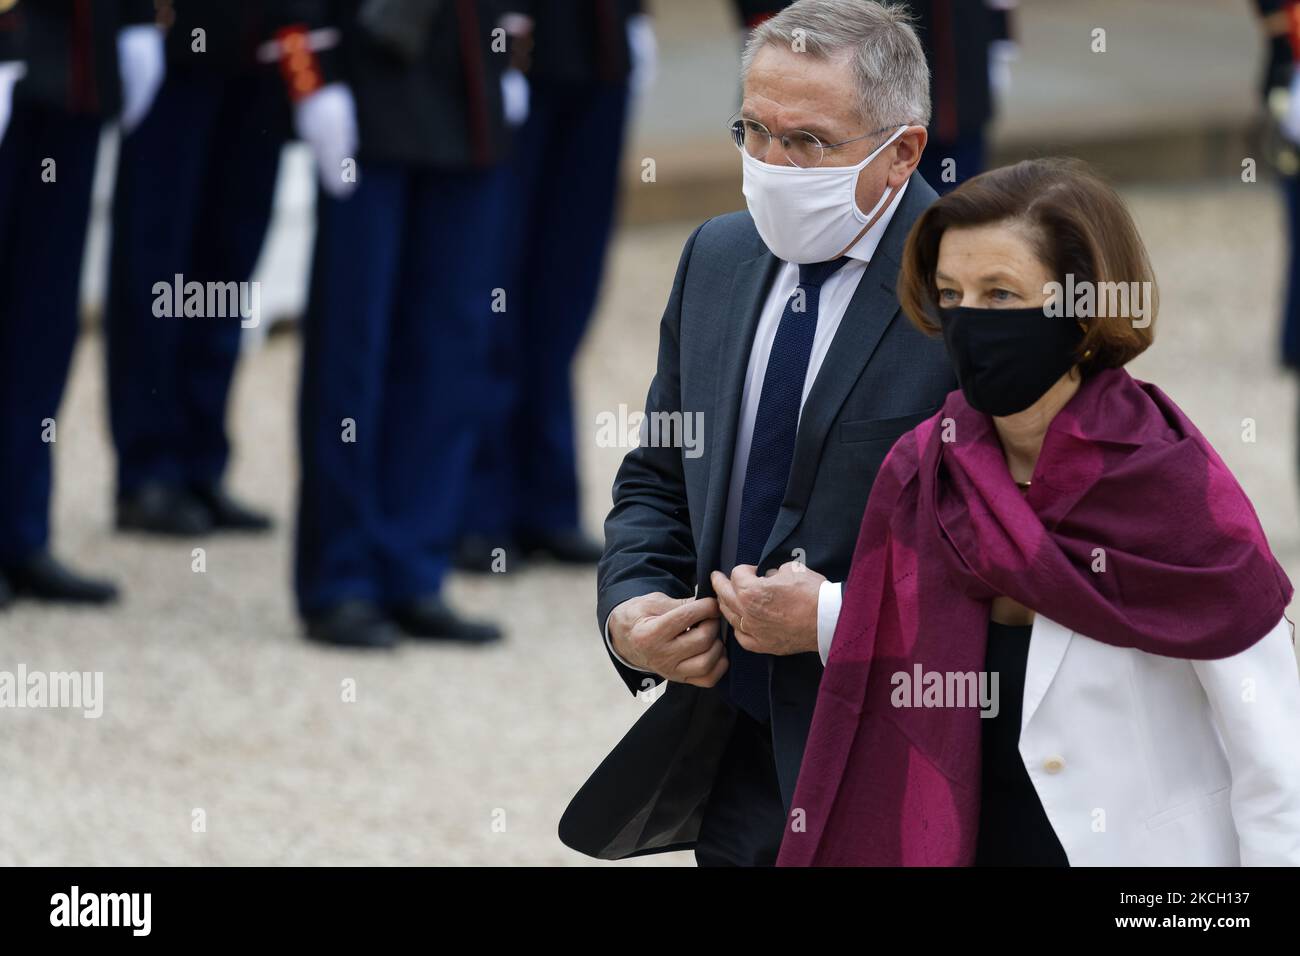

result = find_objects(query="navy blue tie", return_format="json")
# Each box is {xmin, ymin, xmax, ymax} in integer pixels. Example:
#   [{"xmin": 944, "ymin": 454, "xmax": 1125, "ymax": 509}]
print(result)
[{"xmin": 727, "ymin": 257, "xmax": 849, "ymax": 723}]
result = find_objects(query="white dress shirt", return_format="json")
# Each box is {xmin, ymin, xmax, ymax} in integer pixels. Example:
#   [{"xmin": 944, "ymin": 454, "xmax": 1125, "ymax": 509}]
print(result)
[{"xmin": 607, "ymin": 182, "xmax": 910, "ymax": 672}]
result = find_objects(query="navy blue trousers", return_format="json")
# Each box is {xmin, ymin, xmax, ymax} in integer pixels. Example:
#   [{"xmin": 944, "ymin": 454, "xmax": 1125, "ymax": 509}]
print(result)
[
  {"xmin": 461, "ymin": 79, "xmax": 629, "ymax": 539},
  {"xmin": 0, "ymin": 102, "xmax": 100, "ymax": 564},
  {"xmin": 105, "ymin": 68, "xmax": 286, "ymax": 494},
  {"xmin": 295, "ymin": 163, "xmax": 506, "ymax": 614}
]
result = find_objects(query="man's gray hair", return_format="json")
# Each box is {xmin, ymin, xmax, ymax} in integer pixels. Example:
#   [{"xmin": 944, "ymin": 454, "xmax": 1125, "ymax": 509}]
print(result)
[{"xmin": 741, "ymin": 0, "xmax": 931, "ymax": 130}]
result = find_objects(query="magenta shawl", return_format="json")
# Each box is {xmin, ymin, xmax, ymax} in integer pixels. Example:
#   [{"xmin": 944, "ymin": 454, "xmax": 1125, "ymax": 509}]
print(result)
[{"xmin": 776, "ymin": 367, "xmax": 1293, "ymax": 866}]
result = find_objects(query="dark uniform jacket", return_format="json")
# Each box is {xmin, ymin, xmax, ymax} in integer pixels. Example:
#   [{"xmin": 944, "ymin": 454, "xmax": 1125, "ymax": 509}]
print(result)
[
  {"xmin": 516, "ymin": 0, "xmax": 642, "ymax": 87},
  {"xmin": 1256, "ymin": 0, "xmax": 1296, "ymax": 99},
  {"xmin": 2, "ymin": 0, "xmax": 155, "ymax": 117},
  {"xmin": 0, "ymin": 2, "xmax": 19, "ymax": 64},
  {"xmin": 308, "ymin": 0, "xmax": 514, "ymax": 169},
  {"xmin": 160, "ymin": 0, "xmax": 335, "ymax": 76}
]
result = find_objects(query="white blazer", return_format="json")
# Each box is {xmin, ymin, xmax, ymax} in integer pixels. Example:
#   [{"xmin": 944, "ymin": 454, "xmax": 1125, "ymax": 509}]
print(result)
[{"xmin": 1021, "ymin": 614, "xmax": 1300, "ymax": 866}]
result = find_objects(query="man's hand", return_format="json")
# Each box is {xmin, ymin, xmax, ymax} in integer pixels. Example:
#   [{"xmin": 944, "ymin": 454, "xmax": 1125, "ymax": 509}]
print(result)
[
  {"xmin": 609, "ymin": 593, "xmax": 727, "ymax": 687},
  {"xmin": 711, "ymin": 562, "xmax": 825, "ymax": 656}
]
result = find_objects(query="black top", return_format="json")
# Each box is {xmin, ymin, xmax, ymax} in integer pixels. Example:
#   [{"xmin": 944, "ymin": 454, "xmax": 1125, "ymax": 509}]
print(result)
[
  {"xmin": 975, "ymin": 619, "xmax": 1069, "ymax": 867},
  {"xmin": 322, "ymin": 0, "xmax": 514, "ymax": 169}
]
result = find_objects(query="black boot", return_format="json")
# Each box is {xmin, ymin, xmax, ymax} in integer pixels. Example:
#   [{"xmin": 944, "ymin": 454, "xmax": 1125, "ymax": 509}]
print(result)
[
  {"xmin": 452, "ymin": 534, "xmax": 519, "ymax": 574},
  {"xmin": 390, "ymin": 596, "xmax": 503, "ymax": 644},
  {"xmin": 117, "ymin": 482, "xmax": 212, "ymax": 536},
  {"xmin": 5, "ymin": 552, "xmax": 119, "ymax": 604},
  {"xmin": 517, "ymin": 529, "xmax": 604, "ymax": 565},
  {"xmin": 304, "ymin": 601, "xmax": 400, "ymax": 649},
  {"xmin": 191, "ymin": 483, "xmax": 274, "ymax": 533}
]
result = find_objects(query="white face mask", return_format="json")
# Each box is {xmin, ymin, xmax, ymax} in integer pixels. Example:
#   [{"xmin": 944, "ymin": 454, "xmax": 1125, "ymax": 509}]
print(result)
[{"xmin": 741, "ymin": 125, "xmax": 908, "ymax": 264}]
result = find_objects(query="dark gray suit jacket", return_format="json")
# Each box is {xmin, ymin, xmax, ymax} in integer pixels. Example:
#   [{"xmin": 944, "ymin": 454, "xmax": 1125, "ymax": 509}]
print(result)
[{"xmin": 560, "ymin": 173, "xmax": 957, "ymax": 859}]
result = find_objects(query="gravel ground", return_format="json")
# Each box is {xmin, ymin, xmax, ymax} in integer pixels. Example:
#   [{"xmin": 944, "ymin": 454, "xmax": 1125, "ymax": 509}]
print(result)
[{"xmin": 2, "ymin": 177, "xmax": 1299, "ymax": 866}]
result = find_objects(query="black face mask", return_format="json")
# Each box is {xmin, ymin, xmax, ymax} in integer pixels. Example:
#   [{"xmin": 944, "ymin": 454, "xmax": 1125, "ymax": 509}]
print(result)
[{"xmin": 937, "ymin": 306, "xmax": 1086, "ymax": 417}]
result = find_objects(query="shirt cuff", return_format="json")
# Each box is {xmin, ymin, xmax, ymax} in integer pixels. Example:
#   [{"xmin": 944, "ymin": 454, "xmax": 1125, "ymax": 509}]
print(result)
[
  {"xmin": 604, "ymin": 609, "xmax": 656, "ymax": 673},
  {"xmin": 817, "ymin": 580, "xmax": 843, "ymax": 666}
]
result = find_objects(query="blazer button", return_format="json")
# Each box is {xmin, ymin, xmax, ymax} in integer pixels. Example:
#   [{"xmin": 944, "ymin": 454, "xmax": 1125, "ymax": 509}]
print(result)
[{"xmin": 1043, "ymin": 755, "xmax": 1066, "ymax": 774}]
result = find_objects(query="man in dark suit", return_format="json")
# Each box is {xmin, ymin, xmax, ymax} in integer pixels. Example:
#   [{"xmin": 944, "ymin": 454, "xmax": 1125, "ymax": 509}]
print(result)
[{"xmin": 560, "ymin": 0, "xmax": 956, "ymax": 864}]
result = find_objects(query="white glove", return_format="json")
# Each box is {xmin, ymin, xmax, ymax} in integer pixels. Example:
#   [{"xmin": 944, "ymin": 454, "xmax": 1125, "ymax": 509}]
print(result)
[
  {"xmin": 294, "ymin": 82, "xmax": 359, "ymax": 199},
  {"xmin": 501, "ymin": 67, "xmax": 529, "ymax": 127},
  {"xmin": 1283, "ymin": 66, "xmax": 1300, "ymax": 146},
  {"xmin": 0, "ymin": 61, "xmax": 26, "ymax": 148},
  {"xmin": 627, "ymin": 13, "xmax": 657, "ymax": 98},
  {"xmin": 988, "ymin": 38, "xmax": 1018, "ymax": 102},
  {"xmin": 117, "ymin": 25, "xmax": 166, "ymax": 133}
]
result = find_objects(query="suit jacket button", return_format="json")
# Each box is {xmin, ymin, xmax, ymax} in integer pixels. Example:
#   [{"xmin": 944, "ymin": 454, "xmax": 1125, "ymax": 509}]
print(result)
[{"xmin": 1043, "ymin": 755, "xmax": 1066, "ymax": 774}]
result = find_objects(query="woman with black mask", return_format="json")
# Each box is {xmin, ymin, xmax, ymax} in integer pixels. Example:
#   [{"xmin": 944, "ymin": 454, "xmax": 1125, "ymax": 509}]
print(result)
[{"xmin": 780, "ymin": 158, "xmax": 1300, "ymax": 867}]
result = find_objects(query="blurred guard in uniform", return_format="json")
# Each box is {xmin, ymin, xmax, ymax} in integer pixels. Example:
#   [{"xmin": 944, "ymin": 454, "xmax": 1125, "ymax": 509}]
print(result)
[
  {"xmin": 1255, "ymin": 0, "xmax": 1300, "ymax": 499},
  {"xmin": 1257, "ymin": 0, "xmax": 1300, "ymax": 370},
  {"xmin": 908, "ymin": 0, "xmax": 1015, "ymax": 194},
  {"xmin": 456, "ymin": 1, "xmax": 653, "ymax": 572},
  {"xmin": 107, "ymin": 1, "xmax": 326, "ymax": 536},
  {"xmin": 293, "ymin": 0, "xmax": 511, "ymax": 648},
  {"xmin": 0, "ymin": 0, "xmax": 161, "ymax": 608}
]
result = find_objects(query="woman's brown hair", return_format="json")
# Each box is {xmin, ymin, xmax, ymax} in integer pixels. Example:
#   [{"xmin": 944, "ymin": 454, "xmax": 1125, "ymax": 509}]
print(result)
[{"xmin": 898, "ymin": 157, "xmax": 1157, "ymax": 375}]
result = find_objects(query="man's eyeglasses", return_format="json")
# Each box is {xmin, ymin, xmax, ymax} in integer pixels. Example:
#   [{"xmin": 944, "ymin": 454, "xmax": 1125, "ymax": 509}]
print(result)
[{"xmin": 728, "ymin": 114, "xmax": 904, "ymax": 169}]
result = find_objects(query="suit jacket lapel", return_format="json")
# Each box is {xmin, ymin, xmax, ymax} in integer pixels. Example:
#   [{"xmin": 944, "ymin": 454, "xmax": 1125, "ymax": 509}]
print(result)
[
  {"xmin": 1022, "ymin": 615, "xmax": 1073, "ymax": 730},
  {"xmin": 697, "ymin": 249, "xmax": 781, "ymax": 582}
]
